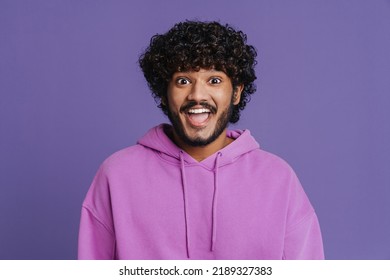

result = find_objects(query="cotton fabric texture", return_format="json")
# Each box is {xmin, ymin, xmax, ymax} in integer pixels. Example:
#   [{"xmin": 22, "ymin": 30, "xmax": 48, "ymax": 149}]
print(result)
[{"xmin": 78, "ymin": 124, "xmax": 324, "ymax": 259}]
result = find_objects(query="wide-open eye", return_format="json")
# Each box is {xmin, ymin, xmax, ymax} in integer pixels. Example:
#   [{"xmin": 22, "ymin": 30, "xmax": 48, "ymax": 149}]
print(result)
[
  {"xmin": 209, "ymin": 77, "xmax": 222, "ymax": 84},
  {"xmin": 176, "ymin": 77, "xmax": 190, "ymax": 85}
]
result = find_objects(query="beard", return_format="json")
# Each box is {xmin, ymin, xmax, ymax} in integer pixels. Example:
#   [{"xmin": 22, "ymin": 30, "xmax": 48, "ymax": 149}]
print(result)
[{"xmin": 167, "ymin": 101, "xmax": 234, "ymax": 147}]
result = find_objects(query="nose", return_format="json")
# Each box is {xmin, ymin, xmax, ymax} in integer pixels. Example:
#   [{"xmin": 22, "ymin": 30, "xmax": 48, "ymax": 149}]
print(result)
[{"xmin": 187, "ymin": 81, "xmax": 208, "ymax": 102}]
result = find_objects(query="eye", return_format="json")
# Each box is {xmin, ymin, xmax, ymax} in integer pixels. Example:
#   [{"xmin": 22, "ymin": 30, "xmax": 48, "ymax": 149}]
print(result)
[
  {"xmin": 209, "ymin": 77, "xmax": 222, "ymax": 84},
  {"xmin": 176, "ymin": 77, "xmax": 190, "ymax": 85}
]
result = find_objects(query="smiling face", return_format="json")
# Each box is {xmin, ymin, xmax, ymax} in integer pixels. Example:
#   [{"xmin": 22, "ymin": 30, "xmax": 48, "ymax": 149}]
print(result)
[{"xmin": 166, "ymin": 68, "xmax": 243, "ymax": 147}]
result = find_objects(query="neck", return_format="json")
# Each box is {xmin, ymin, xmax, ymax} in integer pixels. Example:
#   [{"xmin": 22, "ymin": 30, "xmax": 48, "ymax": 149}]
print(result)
[{"xmin": 170, "ymin": 129, "xmax": 233, "ymax": 162}]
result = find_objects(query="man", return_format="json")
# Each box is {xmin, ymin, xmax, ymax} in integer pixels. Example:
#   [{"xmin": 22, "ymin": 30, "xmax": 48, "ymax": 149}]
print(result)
[{"xmin": 78, "ymin": 21, "xmax": 324, "ymax": 259}]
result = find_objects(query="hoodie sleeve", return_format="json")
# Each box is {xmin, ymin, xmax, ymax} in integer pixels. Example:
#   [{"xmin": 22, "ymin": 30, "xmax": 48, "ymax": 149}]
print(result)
[
  {"xmin": 283, "ymin": 211, "xmax": 324, "ymax": 259},
  {"xmin": 282, "ymin": 168, "xmax": 325, "ymax": 260},
  {"xmin": 78, "ymin": 165, "xmax": 116, "ymax": 260},
  {"xmin": 78, "ymin": 206, "xmax": 116, "ymax": 259}
]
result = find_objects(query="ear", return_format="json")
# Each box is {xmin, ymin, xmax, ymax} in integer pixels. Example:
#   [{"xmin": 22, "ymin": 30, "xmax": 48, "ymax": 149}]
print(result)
[
  {"xmin": 161, "ymin": 96, "xmax": 167, "ymax": 106},
  {"xmin": 233, "ymin": 84, "xmax": 244, "ymax": 105}
]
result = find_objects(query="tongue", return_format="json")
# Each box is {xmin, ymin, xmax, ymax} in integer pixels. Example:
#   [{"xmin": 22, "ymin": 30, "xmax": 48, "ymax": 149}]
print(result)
[{"xmin": 189, "ymin": 113, "xmax": 209, "ymax": 124}]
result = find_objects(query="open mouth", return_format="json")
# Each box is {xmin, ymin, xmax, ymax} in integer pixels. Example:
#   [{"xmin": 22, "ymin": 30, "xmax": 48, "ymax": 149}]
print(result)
[{"xmin": 186, "ymin": 108, "xmax": 211, "ymax": 127}]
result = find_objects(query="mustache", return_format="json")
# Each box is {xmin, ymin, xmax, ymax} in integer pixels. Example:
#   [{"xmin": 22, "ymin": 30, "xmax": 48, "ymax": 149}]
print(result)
[{"xmin": 180, "ymin": 101, "xmax": 217, "ymax": 114}]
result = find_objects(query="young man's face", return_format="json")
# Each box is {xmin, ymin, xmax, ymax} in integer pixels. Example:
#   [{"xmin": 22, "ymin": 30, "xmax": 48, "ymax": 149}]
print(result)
[{"xmin": 166, "ymin": 68, "xmax": 243, "ymax": 147}]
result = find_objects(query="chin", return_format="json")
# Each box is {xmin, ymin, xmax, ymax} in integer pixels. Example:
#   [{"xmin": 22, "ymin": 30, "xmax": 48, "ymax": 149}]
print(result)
[{"xmin": 168, "ymin": 105, "xmax": 232, "ymax": 148}]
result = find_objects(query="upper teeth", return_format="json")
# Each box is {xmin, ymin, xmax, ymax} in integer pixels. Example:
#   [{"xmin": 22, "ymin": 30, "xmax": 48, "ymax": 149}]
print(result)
[{"xmin": 188, "ymin": 108, "xmax": 210, "ymax": 114}]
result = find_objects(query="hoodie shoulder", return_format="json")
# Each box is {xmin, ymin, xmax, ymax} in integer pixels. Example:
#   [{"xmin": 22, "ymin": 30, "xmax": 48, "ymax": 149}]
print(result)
[
  {"xmin": 256, "ymin": 148, "xmax": 295, "ymax": 170},
  {"xmin": 100, "ymin": 144, "xmax": 152, "ymax": 174}
]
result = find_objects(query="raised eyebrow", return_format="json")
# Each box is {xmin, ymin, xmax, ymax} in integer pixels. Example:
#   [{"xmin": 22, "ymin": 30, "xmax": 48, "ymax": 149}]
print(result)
[
  {"xmin": 172, "ymin": 74, "xmax": 187, "ymax": 79},
  {"xmin": 173, "ymin": 73, "xmax": 191, "ymax": 79}
]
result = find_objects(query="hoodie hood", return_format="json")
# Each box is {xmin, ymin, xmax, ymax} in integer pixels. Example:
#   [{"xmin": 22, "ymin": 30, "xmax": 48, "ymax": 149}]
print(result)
[
  {"xmin": 137, "ymin": 123, "xmax": 260, "ymax": 168},
  {"xmin": 137, "ymin": 123, "xmax": 260, "ymax": 258}
]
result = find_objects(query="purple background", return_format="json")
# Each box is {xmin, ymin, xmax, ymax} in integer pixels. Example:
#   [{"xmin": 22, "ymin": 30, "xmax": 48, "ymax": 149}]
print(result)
[{"xmin": 1, "ymin": 0, "xmax": 389, "ymax": 260}]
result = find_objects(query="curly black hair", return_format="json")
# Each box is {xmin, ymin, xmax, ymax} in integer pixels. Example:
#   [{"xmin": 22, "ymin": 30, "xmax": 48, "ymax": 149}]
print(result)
[{"xmin": 139, "ymin": 20, "xmax": 257, "ymax": 123}]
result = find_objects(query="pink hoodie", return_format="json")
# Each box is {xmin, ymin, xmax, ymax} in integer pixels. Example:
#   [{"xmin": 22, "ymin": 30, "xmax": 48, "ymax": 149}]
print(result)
[{"xmin": 78, "ymin": 124, "xmax": 324, "ymax": 259}]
